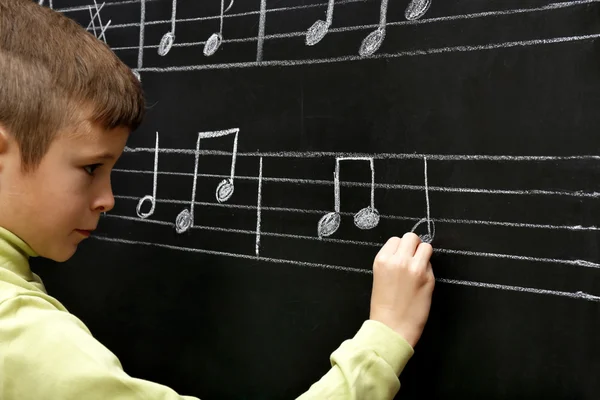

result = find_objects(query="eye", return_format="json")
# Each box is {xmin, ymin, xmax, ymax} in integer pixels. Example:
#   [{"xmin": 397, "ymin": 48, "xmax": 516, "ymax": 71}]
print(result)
[{"xmin": 83, "ymin": 164, "xmax": 102, "ymax": 176}]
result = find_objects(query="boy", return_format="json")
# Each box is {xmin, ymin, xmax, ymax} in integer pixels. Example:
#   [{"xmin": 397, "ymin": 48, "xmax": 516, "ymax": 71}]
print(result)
[{"xmin": 0, "ymin": 0, "xmax": 435, "ymax": 399}]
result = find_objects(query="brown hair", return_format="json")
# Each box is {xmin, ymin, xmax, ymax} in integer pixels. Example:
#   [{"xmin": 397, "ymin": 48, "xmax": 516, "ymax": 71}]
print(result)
[{"xmin": 0, "ymin": 0, "xmax": 145, "ymax": 171}]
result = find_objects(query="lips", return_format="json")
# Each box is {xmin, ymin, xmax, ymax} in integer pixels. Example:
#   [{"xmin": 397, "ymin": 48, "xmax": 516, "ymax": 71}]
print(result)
[{"xmin": 75, "ymin": 229, "xmax": 92, "ymax": 237}]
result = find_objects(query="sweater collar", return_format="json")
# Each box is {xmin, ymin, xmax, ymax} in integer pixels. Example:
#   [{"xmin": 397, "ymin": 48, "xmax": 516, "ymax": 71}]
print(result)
[{"xmin": 0, "ymin": 226, "xmax": 39, "ymax": 283}]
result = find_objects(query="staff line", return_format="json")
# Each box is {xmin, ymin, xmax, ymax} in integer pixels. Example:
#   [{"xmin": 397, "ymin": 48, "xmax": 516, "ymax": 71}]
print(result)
[
  {"xmin": 134, "ymin": 32, "xmax": 600, "ymax": 73},
  {"xmin": 55, "ymin": 0, "xmax": 159, "ymax": 13},
  {"xmin": 108, "ymin": 0, "xmax": 600, "ymax": 52},
  {"xmin": 99, "ymin": 0, "xmax": 370, "ymax": 32},
  {"xmin": 112, "ymin": 168, "xmax": 600, "ymax": 199},
  {"xmin": 122, "ymin": 147, "xmax": 600, "ymax": 162},
  {"xmin": 90, "ymin": 0, "xmax": 598, "ymax": 36},
  {"xmin": 91, "ymin": 234, "xmax": 600, "ymax": 303},
  {"xmin": 113, "ymin": 194, "xmax": 600, "ymax": 232},
  {"xmin": 102, "ymin": 213, "xmax": 600, "ymax": 269}
]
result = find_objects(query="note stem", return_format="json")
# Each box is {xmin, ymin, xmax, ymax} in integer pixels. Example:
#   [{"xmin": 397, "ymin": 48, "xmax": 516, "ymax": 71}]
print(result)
[
  {"xmin": 171, "ymin": 0, "xmax": 178, "ymax": 36},
  {"xmin": 255, "ymin": 157, "xmax": 263, "ymax": 257},
  {"xmin": 256, "ymin": 0, "xmax": 267, "ymax": 62},
  {"xmin": 189, "ymin": 133, "xmax": 202, "ymax": 225},
  {"xmin": 424, "ymin": 156, "xmax": 432, "ymax": 235},
  {"xmin": 325, "ymin": 0, "xmax": 335, "ymax": 26},
  {"xmin": 379, "ymin": 0, "xmax": 389, "ymax": 28},
  {"xmin": 229, "ymin": 130, "xmax": 239, "ymax": 182},
  {"xmin": 136, "ymin": 132, "xmax": 159, "ymax": 219},
  {"xmin": 334, "ymin": 158, "xmax": 341, "ymax": 213},
  {"xmin": 369, "ymin": 158, "xmax": 376, "ymax": 209},
  {"xmin": 219, "ymin": 0, "xmax": 225, "ymax": 36},
  {"xmin": 138, "ymin": 0, "xmax": 146, "ymax": 70}
]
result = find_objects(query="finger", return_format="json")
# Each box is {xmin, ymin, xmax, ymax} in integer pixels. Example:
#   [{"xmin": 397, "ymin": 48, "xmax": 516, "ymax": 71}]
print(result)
[
  {"xmin": 396, "ymin": 232, "xmax": 421, "ymax": 257},
  {"xmin": 378, "ymin": 236, "xmax": 402, "ymax": 257},
  {"xmin": 414, "ymin": 242, "xmax": 433, "ymax": 264},
  {"xmin": 427, "ymin": 262, "xmax": 435, "ymax": 280}
]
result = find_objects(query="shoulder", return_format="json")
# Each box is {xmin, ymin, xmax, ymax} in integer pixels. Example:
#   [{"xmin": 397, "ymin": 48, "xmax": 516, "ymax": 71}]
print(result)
[{"xmin": 0, "ymin": 271, "xmax": 69, "ymax": 315}]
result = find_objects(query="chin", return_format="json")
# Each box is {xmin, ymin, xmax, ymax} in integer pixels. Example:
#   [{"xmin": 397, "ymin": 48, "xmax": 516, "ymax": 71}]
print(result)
[{"xmin": 47, "ymin": 245, "xmax": 78, "ymax": 263}]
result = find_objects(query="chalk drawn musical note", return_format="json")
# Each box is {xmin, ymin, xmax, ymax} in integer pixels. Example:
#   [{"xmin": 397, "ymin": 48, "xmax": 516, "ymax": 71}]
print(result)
[
  {"xmin": 318, "ymin": 157, "xmax": 380, "ymax": 238},
  {"xmin": 175, "ymin": 128, "xmax": 239, "ymax": 234},
  {"xmin": 175, "ymin": 134, "xmax": 201, "ymax": 234},
  {"xmin": 306, "ymin": 0, "xmax": 335, "ymax": 46},
  {"xmin": 405, "ymin": 0, "xmax": 432, "ymax": 20},
  {"xmin": 158, "ymin": 0, "xmax": 177, "ymax": 56},
  {"xmin": 204, "ymin": 0, "xmax": 235, "ymax": 56},
  {"xmin": 136, "ymin": 132, "xmax": 159, "ymax": 219},
  {"xmin": 410, "ymin": 156, "xmax": 435, "ymax": 243},
  {"xmin": 359, "ymin": 0, "xmax": 389, "ymax": 56}
]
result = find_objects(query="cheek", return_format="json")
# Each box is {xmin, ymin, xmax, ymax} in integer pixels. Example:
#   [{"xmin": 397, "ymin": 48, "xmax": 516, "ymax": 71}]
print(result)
[{"xmin": 34, "ymin": 174, "xmax": 90, "ymax": 219}]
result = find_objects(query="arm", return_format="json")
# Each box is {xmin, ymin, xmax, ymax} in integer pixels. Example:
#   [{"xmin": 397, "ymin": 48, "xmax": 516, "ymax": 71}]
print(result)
[
  {"xmin": 0, "ymin": 294, "xmax": 199, "ymax": 400},
  {"xmin": 297, "ymin": 233, "xmax": 434, "ymax": 400}
]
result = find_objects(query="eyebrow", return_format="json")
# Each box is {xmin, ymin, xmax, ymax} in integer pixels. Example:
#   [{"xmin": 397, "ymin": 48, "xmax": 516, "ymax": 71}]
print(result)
[{"xmin": 92, "ymin": 152, "xmax": 116, "ymax": 161}]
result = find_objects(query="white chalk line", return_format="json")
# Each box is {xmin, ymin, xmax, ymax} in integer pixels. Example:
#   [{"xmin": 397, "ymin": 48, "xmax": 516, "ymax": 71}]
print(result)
[
  {"xmin": 112, "ymin": 193, "xmax": 599, "ymax": 232},
  {"xmin": 256, "ymin": 157, "xmax": 263, "ymax": 256},
  {"xmin": 102, "ymin": 213, "xmax": 600, "ymax": 269},
  {"xmin": 55, "ymin": 0, "xmax": 159, "ymax": 13},
  {"xmin": 134, "ymin": 32, "xmax": 600, "ymax": 72},
  {"xmin": 91, "ymin": 234, "xmax": 600, "ymax": 302},
  {"xmin": 423, "ymin": 157, "xmax": 432, "ymax": 235},
  {"xmin": 101, "ymin": 0, "xmax": 597, "ymax": 40},
  {"xmin": 256, "ymin": 0, "xmax": 267, "ymax": 62},
  {"xmin": 83, "ymin": 0, "xmax": 370, "ymax": 32},
  {"xmin": 137, "ymin": 0, "xmax": 145, "ymax": 70},
  {"xmin": 111, "ymin": 168, "xmax": 600, "ymax": 199},
  {"xmin": 111, "ymin": 0, "xmax": 600, "ymax": 52},
  {"xmin": 122, "ymin": 147, "xmax": 600, "ymax": 162}
]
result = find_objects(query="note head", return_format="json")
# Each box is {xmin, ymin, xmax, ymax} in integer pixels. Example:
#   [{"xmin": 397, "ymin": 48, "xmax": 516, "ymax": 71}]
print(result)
[
  {"xmin": 204, "ymin": 33, "xmax": 222, "ymax": 57},
  {"xmin": 410, "ymin": 218, "xmax": 436, "ymax": 244},
  {"xmin": 306, "ymin": 20, "xmax": 329, "ymax": 46},
  {"xmin": 354, "ymin": 206, "xmax": 380, "ymax": 230},
  {"xmin": 419, "ymin": 234, "xmax": 434, "ymax": 244},
  {"xmin": 158, "ymin": 32, "xmax": 175, "ymax": 56},
  {"xmin": 359, "ymin": 28, "xmax": 385, "ymax": 57},
  {"xmin": 318, "ymin": 212, "xmax": 341, "ymax": 238},
  {"xmin": 175, "ymin": 208, "xmax": 192, "ymax": 234},
  {"xmin": 405, "ymin": 0, "xmax": 432, "ymax": 21},
  {"xmin": 136, "ymin": 195, "xmax": 156, "ymax": 219},
  {"xmin": 216, "ymin": 178, "xmax": 234, "ymax": 203}
]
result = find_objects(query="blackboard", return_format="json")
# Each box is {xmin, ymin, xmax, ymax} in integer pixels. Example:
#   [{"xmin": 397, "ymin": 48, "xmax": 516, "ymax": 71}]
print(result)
[{"xmin": 32, "ymin": 0, "xmax": 600, "ymax": 398}]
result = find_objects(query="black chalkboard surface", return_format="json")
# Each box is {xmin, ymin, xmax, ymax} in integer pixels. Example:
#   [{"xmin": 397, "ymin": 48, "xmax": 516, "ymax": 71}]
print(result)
[{"xmin": 32, "ymin": 0, "xmax": 600, "ymax": 398}]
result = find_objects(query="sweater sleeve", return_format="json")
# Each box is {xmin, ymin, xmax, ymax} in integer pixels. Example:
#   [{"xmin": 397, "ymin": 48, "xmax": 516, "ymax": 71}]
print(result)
[
  {"xmin": 1, "ymin": 294, "xmax": 413, "ymax": 400},
  {"xmin": 296, "ymin": 320, "xmax": 414, "ymax": 400},
  {"xmin": 0, "ymin": 294, "xmax": 199, "ymax": 400}
]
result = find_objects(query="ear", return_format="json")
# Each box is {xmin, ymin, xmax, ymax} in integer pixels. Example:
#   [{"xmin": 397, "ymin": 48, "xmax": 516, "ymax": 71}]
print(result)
[
  {"xmin": 0, "ymin": 125, "xmax": 12, "ymax": 174},
  {"xmin": 0, "ymin": 125, "xmax": 9, "ymax": 155}
]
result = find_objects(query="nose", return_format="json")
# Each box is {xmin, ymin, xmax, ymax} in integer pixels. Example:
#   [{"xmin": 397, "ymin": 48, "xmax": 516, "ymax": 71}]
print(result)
[{"xmin": 92, "ymin": 178, "xmax": 115, "ymax": 213}]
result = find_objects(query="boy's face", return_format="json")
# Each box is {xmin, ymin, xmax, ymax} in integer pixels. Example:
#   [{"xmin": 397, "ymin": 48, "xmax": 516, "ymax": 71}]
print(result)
[{"xmin": 0, "ymin": 120, "xmax": 129, "ymax": 262}]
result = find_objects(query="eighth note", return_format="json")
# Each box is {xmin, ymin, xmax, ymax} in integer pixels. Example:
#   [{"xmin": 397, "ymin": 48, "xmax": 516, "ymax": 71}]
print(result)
[
  {"xmin": 306, "ymin": 0, "xmax": 335, "ymax": 46},
  {"xmin": 204, "ymin": 0, "xmax": 235, "ymax": 57},
  {"xmin": 318, "ymin": 157, "xmax": 380, "ymax": 238},
  {"xmin": 175, "ymin": 128, "xmax": 240, "ymax": 234},
  {"xmin": 410, "ymin": 156, "xmax": 435, "ymax": 243},
  {"xmin": 158, "ymin": 0, "xmax": 177, "ymax": 56},
  {"xmin": 136, "ymin": 132, "xmax": 159, "ymax": 219}
]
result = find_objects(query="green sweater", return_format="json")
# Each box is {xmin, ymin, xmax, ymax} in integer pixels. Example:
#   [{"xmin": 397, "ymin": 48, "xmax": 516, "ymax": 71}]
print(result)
[{"xmin": 0, "ymin": 226, "xmax": 414, "ymax": 399}]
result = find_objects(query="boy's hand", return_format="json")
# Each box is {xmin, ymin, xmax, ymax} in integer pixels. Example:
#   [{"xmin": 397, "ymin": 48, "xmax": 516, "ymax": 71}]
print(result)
[{"xmin": 369, "ymin": 232, "xmax": 434, "ymax": 348}]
